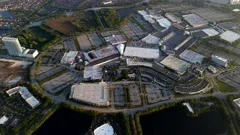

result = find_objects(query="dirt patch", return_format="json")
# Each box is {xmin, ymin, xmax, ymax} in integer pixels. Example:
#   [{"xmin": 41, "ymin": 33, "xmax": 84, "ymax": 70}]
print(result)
[{"xmin": 46, "ymin": 17, "xmax": 79, "ymax": 35}]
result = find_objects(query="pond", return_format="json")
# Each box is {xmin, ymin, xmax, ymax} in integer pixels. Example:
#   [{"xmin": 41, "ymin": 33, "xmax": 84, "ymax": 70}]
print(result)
[
  {"xmin": 34, "ymin": 108, "xmax": 93, "ymax": 135},
  {"xmin": 140, "ymin": 107, "xmax": 227, "ymax": 135}
]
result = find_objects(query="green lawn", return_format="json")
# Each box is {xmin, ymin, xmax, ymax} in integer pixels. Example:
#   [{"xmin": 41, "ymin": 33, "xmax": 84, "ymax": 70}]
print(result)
[{"xmin": 216, "ymin": 80, "xmax": 237, "ymax": 93}]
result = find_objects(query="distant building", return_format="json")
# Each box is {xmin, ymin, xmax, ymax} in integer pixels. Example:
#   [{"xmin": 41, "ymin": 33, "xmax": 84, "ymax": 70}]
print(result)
[
  {"xmin": 208, "ymin": 65, "xmax": 217, "ymax": 73},
  {"xmin": 233, "ymin": 98, "xmax": 240, "ymax": 108},
  {"xmin": 2, "ymin": 37, "xmax": 39, "ymax": 58},
  {"xmin": 165, "ymin": 12, "xmax": 181, "ymax": 23},
  {"xmin": 61, "ymin": 51, "xmax": 79, "ymax": 65},
  {"xmin": 94, "ymin": 123, "xmax": 114, "ymax": 135},
  {"xmin": 2, "ymin": 37, "xmax": 23, "ymax": 56},
  {"xmin": 208, "ymin": 0, "xmax": 240, "ymax": 4},
  {"xmin": 220, "ymin": 30, "xmax": 240, "ymax": 43},
  {"xmin": 84, "ymin": 66, "xmax": 102, "ymax": 80},
  {"xmin": 0, "ymin": 116, "xmax": 8, "ymax": 125},
  {"xmin": 211, "ymin": 55, "xmax": 228, "ymax": 67},
  {"xmin": 104, "ymin": 35, "xmax": 126, "ymax": 46},
  {"xmin": 183, "ymin": 14, "xmax": 208, "ymax": 28}
]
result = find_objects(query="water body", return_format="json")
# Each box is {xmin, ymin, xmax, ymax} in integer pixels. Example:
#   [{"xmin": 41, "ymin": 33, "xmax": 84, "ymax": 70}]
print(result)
[
  {"xmin": 0, "ymin": 11, "xmax": 14, "ymax": 19},
  {"xmin": 140, "ymin": 107, "xmax": 227, "ymax": 135},
  {"xmin": 34, "ymin": 108, "xmax": 93, "ymax": 135}
]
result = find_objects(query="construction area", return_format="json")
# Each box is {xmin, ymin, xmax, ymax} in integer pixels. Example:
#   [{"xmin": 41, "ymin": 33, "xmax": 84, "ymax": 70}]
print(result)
[{"xmin": 0, "ymin": 59, "xmax": 32, "ymax": 88}]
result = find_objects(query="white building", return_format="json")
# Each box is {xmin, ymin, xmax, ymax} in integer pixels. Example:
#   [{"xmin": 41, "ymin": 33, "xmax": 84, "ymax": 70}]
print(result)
[
  {"xmin": 0, "ymin": 116, "xmax": 8, "ymax": 125},
  {"xmin": 6, "ymin": 86, "xmax": 40, "ymax": 108},
  {"xmin": 208, "ymin": 0, "xmax": 240, "ymax": 4},
  {"xmin": 233, "ymin": 98, "xmax": 240, "ymax": 108},
  {"xmin": 94, "ymin": 123, "xmax": 114, "ymax": 135},
  {"xmin": 211, "ymin": 55, "xmax": 228, "ymax": 67},
  {"xmin": 61, "ymin": 51, "xmax": 78, "ymax": 65},
  {"xmin": 220, "ymin": 30, "xmax": 240, "ymax": 43},
  {"xmin": 2, "ymin": 37, "xmax": 39, "ymax": 58},
  {"xmin": 2, "ymin": 37, "xmax": 23, "ymax": 56},
  {"xmin": 179, "ymin": 50, "xmax": 205, "ymax": 64}
]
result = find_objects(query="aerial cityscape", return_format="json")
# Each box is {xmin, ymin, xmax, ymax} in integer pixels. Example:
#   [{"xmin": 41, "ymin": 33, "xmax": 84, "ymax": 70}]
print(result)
[{"xmin": 0, "ymin": 0, "xmax": 240, "ymax": 135}]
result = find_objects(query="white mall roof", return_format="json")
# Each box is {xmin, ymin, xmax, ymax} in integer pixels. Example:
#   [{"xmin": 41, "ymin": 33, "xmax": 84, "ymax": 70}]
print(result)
[
  {"xmin": 220, "ymin": 30, "xmax": 240, "ymax": 43},
  {"xmin": 142, "ymin": 34, "xmax": 161, "ymax": 44},
  {"xmin": 70, "ymin": 83, "xmax": 110, "ymax": 106},
  {"xmin": 0, "ymin": 116, "xmax": 8, "ymax": 125},
  {"xmin": 94, "ymin": 123, "xmax": 114, "ymax": 135},
  {"xmin": 124, "ymin": 46, "xmax": 159, "ymax": 59},
  {"xmin": 179, "ymin": 50, "xmax": 205, "ymax": 64},
  {"xmin": 161, "ymin": 56, "xmax": 191, "ymax": 75},
  {"xmin": 156, "ymin": 18, "xmax": 172, "ymax": 29},
  {"xmin": 202, "ymin": 28, "xmax": 219, "ymax": 37},
  {"xmin": 233, "ymin": 98, "xmax": 240, "ymax": 108},
  {"xmin": 84, "ymin": 66, "xmax": 103, "ymax": 80},
  {"xmin": 116, "ymin": 44, "xmax": 125, "ymax": 55}
]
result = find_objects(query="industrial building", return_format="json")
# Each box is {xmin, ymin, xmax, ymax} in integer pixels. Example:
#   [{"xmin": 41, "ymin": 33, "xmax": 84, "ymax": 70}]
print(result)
[
  {"xmin": 208, "ymin": 0, "xmax": 240, "ymax": 4},
  {"xmin": 94, "ymin": 123, "xmax": 114, "ymax": 135},
  {"xmin": 233, "ymin": 98, "xmax": 240, "ymax": 108},
  {"xmin": 126, "ymin": 59, "xmax": 153, "ymax": 67},
  {"xmin": 104, "ymin": 35, "xmax": 126, "ymax": 46},
  {"xmin": 142, "ymin": 34, "xmax": 161, "ymax": 44},
  {"xmin": 160, "ymin": 56, "xmax": 191, "ymax": 75},
  {"xmin": 123, "ymin": 41, "xmax": 160, "ymax": 59},
  {"xmin": 83, "ymin": 46, "xmax": 120, "ymax": 66},
  {"xmin": 2, "ymin": 37, "xmax": 38, "ymax": 58},
  {"xmin": 6, "ymin": 86, "xmax": 40, "ymax": 108},
  {"xmin": 211, "ymin": 55, "xmax": 228, "ymax": 67},
  {"xmin": 165, "ymin": 12, "xmax": 181, "ymax": 23},
  {"xmin": 183, "ymin": 14, "xmax": 208, "ymax": 28},
  {"xmin": 83, "ymin": 66, "xmax": 103, "ymax": 80},
  {"xmin": 179, "ymin": 50, "xmax": 205, "ymax": 64},
  {"xmin": 220, "ymin": 30, "xmax": 240, "ymax": 43},
  {"xmin": 69, "ymin": 82, "xmax": 110, "ymax": 106},
  {"xmin": 60, "ymin": 51, "xmax": 79, "ymax": 65}
]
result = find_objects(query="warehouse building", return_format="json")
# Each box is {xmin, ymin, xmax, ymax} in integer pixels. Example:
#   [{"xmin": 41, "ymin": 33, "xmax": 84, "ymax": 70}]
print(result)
[
  {"xmin": 104, "ymin": 35, "xmax": 126, "ymax": 46},
  {"xmin": 84, "ymin": 66, "xmax": 102, "ymax": 80},
  {"xmin": 142, "ymin": 34, "xmax": 161, "ymax": 44},
  {"xmin": 123, "ymin": 41, "xmax": 159, "ymax": 59},
  {"xmin": 211, "ymin": 55, "xmax": 228, "ymax": 67},
  {"xmin": 179, "ymin": 50, "xmax": 205, "ymax": 64},
  {"xmin": 160, "ymin": 56, "xmax": 191, "ymax": 75},
  {"xmin": 61, "ymin": 51, "xmax": 79, "ymax": 65},
  {"xmin": 83, "ymin": 46, "xmax": 120, "ymax": 66},
  {"xmin": 220, "ymin": 30, "xmax": 240, "ymax": 43},
  {"xmin": 183, "ymin": 14, "xmax": 208, "ymax": 28},
  {"xmin": 69, "ymin": 82, "xmax": 110, "ymax": 106}
]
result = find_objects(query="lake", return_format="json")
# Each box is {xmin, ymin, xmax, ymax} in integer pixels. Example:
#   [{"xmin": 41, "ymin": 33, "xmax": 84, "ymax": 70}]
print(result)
[
  {"xmin": 140, "ymin": 107, "xmax": 227, "ymax": 135},
  {"xmin": 34, "ymin": 108, "xmax": 93, "ymax": 135}
]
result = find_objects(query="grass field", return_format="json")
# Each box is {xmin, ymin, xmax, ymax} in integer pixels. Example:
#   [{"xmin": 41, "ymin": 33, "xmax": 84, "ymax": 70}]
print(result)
[{"xmin": 216, "ymin": 80, "xmax": 237, "ymax": 93}]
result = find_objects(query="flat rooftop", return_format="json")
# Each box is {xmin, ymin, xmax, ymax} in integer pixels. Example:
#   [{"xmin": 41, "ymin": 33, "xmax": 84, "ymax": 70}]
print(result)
[
  {"xmin": 220, "ymin": 30, "xmax": 240, "ymax": 43},
  {"xmin": 183, "ymin": 14, "xmax": 208, "ymax": 27},
  {"xmin": 233, "ymin": 98, "xmax": 240, "ymax": 108},
  {"xmin": 104, "ymin": 35, "xmax": 126, "ymax": 45},
  {"xmin": 124, "ymin": 46, "xmax": 159, "ymax": 59},
  {"xmin": 142, "ymin": 34, "xmax": 161, "ymax": 44},
  {"xmin": 179, "ymin": 50, "xmax": 205, "ymax": 64},
  {"xmin": 84, "ymin": 66, "xmax": 102, "ymax": 80},
  {"xmin": 160, "ymin": 56, "xmax": 191, "ymax": 75},
  {"xmin": 61, "ymin": 51, "xmax": 78, "ymax": 64},
  {"xmin": 70, "ymin": 83, "xmax": 110, "ymax": 106}
]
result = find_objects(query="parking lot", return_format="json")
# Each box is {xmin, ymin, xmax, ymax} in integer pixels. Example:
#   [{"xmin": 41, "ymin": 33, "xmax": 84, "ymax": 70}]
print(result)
[
  {"xmin": 63, "ymin": 38, "xmax": 77, "ymax": 51},
  {"xmin": 128, "ymin": 84, "xmax": 142, "ymax": 106},
  {"xmin": 42, "ymin": 72, "xmax": 76, "ymax": 94},
  {"xmin": 113, "ymin": 84, "xmax": 125, "ymax": 106},
  {"xmin": 37, "ymin": 67, "xmax": 65, "ymax": 81},
  {"xmin": 77, "ymin": 34, "xmax": 92, "ymax": 51},
  {"xmin": 190, "ymin": 8, "xmax": 235, "ymax": 22},
  {"xmin": 217, "ymin": 67, "xmax": 240, "ymax": 90},
  {"xmin": 88, "ymin": 32, "xmax": 103, "ymax": 47}
]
